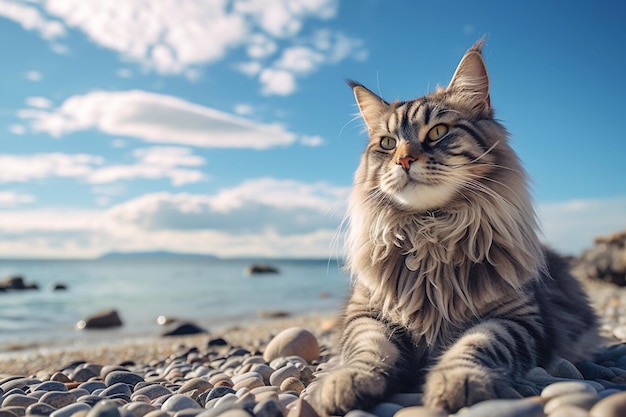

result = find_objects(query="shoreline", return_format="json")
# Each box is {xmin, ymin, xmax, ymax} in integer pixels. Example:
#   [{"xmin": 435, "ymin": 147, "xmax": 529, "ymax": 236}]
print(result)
[{"xmin": 0, "ymin": 312, "xmax": 339, "ymax": 376}]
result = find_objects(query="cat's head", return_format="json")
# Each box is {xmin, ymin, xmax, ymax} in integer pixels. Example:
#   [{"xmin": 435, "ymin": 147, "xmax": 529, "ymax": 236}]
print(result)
[{"xmin": 351, "ymin": 39, "xmax": 516, "ymax": 214}]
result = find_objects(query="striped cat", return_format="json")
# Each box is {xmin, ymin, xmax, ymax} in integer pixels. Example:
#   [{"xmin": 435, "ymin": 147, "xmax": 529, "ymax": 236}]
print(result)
[{"xmin": 307, "ymin": 40, "xmax": 600, "ymax": 415}]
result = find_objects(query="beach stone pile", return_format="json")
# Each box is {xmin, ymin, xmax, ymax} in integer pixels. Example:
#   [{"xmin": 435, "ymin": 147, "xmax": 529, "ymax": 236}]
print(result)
[
  {"xmin": 3, "ymin": 326, "xmax": 626, "ymax": 417},
  {"xmin": 574, "ymin": 230, "xmax": 626, "ymax": 286}
]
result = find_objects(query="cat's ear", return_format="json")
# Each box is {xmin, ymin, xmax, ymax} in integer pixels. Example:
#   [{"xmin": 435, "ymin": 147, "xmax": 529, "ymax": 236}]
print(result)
[
  {"xmin": 348, "ymin": 80, "xmax": 389, "ymax": 131},
  {"xmin": 447, "ymin": 39, "xmax": 491, "ymax": 113}
]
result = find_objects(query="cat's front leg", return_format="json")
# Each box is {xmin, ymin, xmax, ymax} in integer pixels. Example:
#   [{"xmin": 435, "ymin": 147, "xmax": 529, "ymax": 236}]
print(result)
[
  {"xmin": 306, "ymin": 288, "xmax": 402, "ymax": 416},
  {"xmin": 423, "ymin": 319, "xmax": 531, "ymax": 412}
]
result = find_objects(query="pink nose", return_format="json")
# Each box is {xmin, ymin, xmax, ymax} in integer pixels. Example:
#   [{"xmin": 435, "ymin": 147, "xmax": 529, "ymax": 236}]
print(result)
[{"xmin": 397, "ymin": 156, "xmax": 417, "ymax": 170}]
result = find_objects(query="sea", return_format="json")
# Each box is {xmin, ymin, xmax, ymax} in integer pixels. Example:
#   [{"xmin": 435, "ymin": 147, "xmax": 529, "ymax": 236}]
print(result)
[{"xmin": 0, "ymin": 257, "xmax": 350, "ymax": 354}]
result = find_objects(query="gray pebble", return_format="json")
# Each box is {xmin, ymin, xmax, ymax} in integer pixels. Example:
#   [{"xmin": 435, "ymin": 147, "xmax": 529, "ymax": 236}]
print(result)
[
  {"xmin": 368, "ymin": 402, "xmax": 402, "ymax": 417},
  {"xmin": 85, "ymin": 401, "xmax": 122, "ymax": 417},
  {"xmin": 172, "ymin": 409, "xmax": 203, "ymax": 417},
  {"xmin": 541, "ymin": 381, "xmax": 598, "ymax": 398},
  {"xmin": 142, "ymin": 411, "xmax": 170, "ymax": 417},
  {"xmin": 71, "ymin": 369, "xmax": 99, "ymax": 383},
  {"xmin": 253, "ymin": 399, "xmax": 283, "ymax": 417},
  {"xmin": 26, "ymin": 402, "xmax": 57, "ymax": 416},
  {"xmin": 98, "ymin": 384, "xmax": 131, "ymax": 398},
  {"xmin": 544, "ymin": 392, "xmax": 599, "ymax": 413},
  {"xmin": 393, "ymin": 406, "xmax": 447, "ymax": 417},
  {"xmin": 343, "ymin": 411, "xmax": 378, "ymax": 417},
  {"xmin": 49, "ymin": 402, "xmax": 91, "ymax": 417},
  {"xmin": 39, "ymin": 391, "xmax": 78, "ymax": 409},
  {"xmin": 548, "ymin": 405, "xmax": 590, "ymax": 417},
  {"xmin": 0, "ymin": 408, "xmax": 20, "ymax": 417},
  {"xmin": 161, "ymin": 395, "xmax": 202, "ymax": 412},
  {"xmin": 131, "ymin": 385, "xmax": 172, "ymax": 401},
  {"xmin": 213, "ymin": 394, "xmax": 238, "ymax": 409},
  {"xmin": 3, "ymin": 407, "xmax": 25, "ymax": 417},
  {"xmin": 204, "ymin": 387, "xmax": 236, "ymax": 405},
  {"xmin": 590, "ymin": 391, "xmax": 626, "ymax": 417},
  {"xmin": 269, "ymin": 366, "xmax": 299, "ymax": 387},
  {"xmin": 31, "ymin": 383, "xmax": 68, "ymax": 393},
  {"xmin": 547, "ymin": 357, "xmax": 584, "ymax": 379},
  {"xmin": 104, "ymin": 373, "xmax": 144, "ymax": 388},
  {"xmin": 577, "ymin": 361, "xmax": 617, "ymax": 380},
  {"xmin": 76, "ymin": 395, "xmax": 103, "ymax": 407},
  {"xmin": 122, "ymin": 402, "xmax": 155, "ymax": 417},
  {"xmin": 459, "ymin": 398, "xmax": 544, "ymax": 417},
  {"xmin": 1, "ymin": 380, "xmax": 41, "ymax": 393},
  {"xmin": 250, "ymin": 365, "xmax": 274, "ymax": 385},
  {"xmin": 2, "ymin": 394, "xmax": 37, "ymax": 408}
]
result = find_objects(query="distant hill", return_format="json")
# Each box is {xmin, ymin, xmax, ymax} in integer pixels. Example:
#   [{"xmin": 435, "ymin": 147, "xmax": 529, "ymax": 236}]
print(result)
[{"xmin": 98, "ymin": 250, "xmax": 219, "ymax": 260}]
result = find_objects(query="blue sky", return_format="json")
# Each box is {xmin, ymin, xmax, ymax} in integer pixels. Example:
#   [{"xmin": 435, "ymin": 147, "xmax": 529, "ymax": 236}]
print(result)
[{"xmin": 0, "ymin": 0, "xmax": 624, "ymax": 258}]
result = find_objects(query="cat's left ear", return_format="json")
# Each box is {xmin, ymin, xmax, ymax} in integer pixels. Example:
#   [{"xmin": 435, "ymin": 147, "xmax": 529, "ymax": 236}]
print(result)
[
  {"xmin": 348, "ymin": 80, "xmax": 389, "ymax": 132},
  {"xmin": 447, "ymin": 39, "xmax": 491, "ymax": 113}
]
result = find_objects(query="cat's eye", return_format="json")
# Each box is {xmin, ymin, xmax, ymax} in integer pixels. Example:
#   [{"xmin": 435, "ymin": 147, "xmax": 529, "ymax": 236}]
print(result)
[
  {"xmin": 380, "ymin": 136, "xmax": 397, "ymax": 150},
  {"xmin": 427, "ymin": 124, "xmax": 449, "ymax": 142}
]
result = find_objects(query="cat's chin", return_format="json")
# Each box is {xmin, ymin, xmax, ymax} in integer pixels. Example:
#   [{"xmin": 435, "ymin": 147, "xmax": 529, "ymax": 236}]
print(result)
[{"xmin": 393, "ymin": 182, "xmax": 457, "ymax": 213}]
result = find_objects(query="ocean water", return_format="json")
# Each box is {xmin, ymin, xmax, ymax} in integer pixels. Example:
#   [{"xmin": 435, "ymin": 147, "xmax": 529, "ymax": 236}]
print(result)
[{"xmin": 0, "ymin": 258, "xmax": 349, "ymax": 353}]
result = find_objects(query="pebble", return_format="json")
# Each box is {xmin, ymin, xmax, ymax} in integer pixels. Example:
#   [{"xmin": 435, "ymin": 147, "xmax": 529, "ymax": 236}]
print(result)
[
  {"xmin": 49, "ymin": 402, "xmax": 92, "ymax": 417},
  {"xmin": 6, "ymin": 304, "xmax": 626, "ymax": 417},
  {"xmin": 263, "ymin": 328, "xmax": 320, "ymax": 364},
  {"xmin": 589, "ymin": 391, "xmax": 626, "ymax": 417}
]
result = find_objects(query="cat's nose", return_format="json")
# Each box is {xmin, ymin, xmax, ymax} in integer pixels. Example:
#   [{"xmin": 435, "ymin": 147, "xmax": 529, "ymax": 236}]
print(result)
[{"xmin": 397, "ymin": 156, "xmax": 417, "ymax": 170}]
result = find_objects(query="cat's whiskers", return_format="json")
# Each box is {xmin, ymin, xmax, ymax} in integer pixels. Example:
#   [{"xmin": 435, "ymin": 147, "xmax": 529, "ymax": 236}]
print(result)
[{"xmin": 442, "ymin": 140, "xmax": 501, "ymax": 168}]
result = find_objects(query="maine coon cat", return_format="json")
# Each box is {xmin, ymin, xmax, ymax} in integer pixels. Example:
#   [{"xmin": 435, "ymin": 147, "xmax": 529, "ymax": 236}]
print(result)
[{"xmin": 307, "ymin": 40, "xmax": 600, "ymax": 415}]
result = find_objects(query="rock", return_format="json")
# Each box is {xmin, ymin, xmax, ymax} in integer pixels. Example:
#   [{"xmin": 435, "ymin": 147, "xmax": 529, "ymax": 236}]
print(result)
[
  {"xmin": 123, "ymin": 402, "xmax": 155, "ymax": 417},
  {"xmin": 393, "ymin": 406, "xmax": 446, "ymax": 417},
  {"xmin": 547, "ymin": 357, "xmax": 584, "ymax": 379},
  {"xmin": 285, "ymin": 399, "xmax": 319, "ymax": 417},
  {"xmin": 161, "ymin": 322, "xmax": 207, "ymax": 337},
  {"xmin": 39, "ymin": 391, "xmax": 78, "ymax": 409},
  {"xmin": 279, "ymin": 377, "xmax": 304, "ymax": 394},
  {"xmin": 161, "ymin": 394, "xmax": 202, "ymax": 412},
  {"xmin": 459, "ymin": 398, "xmax": 544, "ymax": 417},
  {"xmin": 1, "ymin": 394, "xmax": 37, "ymax": 407},
  {"xmin": 207, "ymin": 338, "xmax": 228, "ymax": 347},
  {"xmin": 0, "ymin": 275, "xmax": 38, "ymax": 291},
  {"xmin": 368, "ymin": 402, "xmax": 402, "ymax": 417},
  {"xmin": 85, "ymin": 400, "xmax": 122, "ymax": 417},
  {"xmin": 52, "ymin": 283, "xmax": 68, "ymax": 291},
  {"xmin": 549, "ymin": 405, "xmax": 590, "ymax": 417},
  {"xmin": 590, "ymin": 391, "xmax": 626, "ymax": 417},
  {"xmin": 33, "ymin": 381, "xmax": 69, "ymax": 392},
  {"xmin": 253, "ymin": 399, "xmax": 283, "ymax": 417},
  {"xmin": 269, "ymin": 365, "xmax": 300, "ymax": 387},
  {"xmin": 543, "ymin": 392, "xmax": 599, "ymax": 413},
  {"xmin": 26, "ymin": 403, "xmax": 57, "ymax": 416},
  {"xmin": 245, "ymin": 264, "xmax": 280, "ymax": 275},
  {"xmin": 104, "ymin": 371, "xmax": 144, "ymax": 388},
  {"xmin": 77, "ymin": 309, "xmax": 123, "ymax": 330},
  {"xmin": 386, "ymin": 393, "xmax": 422, "ymax": 407},
  {"xmin": 541, "ymin": 381, "xmax": 598, "ymax": 398},
  {"xmin": 50, "ymin": 402, "xmax": 91, "ymax": 417},
  {"xmin": 573, "ymin": 229, "xmax": 626, "ymax": 285},
  {"xmin": 263, "ymin": 327, "xmax": 320, "ymax": 364}
]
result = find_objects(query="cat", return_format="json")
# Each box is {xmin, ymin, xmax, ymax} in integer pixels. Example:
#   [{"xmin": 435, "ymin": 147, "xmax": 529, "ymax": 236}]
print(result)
[{"xmin": 306, "ymin": 39, "xmax": 600, "ymax": 415}]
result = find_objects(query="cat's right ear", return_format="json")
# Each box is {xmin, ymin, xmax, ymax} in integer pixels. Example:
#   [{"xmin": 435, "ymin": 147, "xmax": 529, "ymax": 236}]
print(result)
[{"xmin": 347, "ymin": 80, "xmax": 388, "ymax": 132}]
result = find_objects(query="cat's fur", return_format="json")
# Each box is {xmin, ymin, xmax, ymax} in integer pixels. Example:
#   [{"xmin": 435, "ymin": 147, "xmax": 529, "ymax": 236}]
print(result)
[{"xmin": 306, "ymin": 40, "xmax": 600, "ymax": 415}]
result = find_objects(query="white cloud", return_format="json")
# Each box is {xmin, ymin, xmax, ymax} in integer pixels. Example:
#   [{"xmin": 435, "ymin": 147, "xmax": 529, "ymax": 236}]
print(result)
[
  {"xmin": 300, "ymin": 135, "xmax": 325, "ymax": 147},
  {"xmin": 9, "ymin": 124, "xmax": 26, "ymax": 135},
  {"xmin": 0, "ymin": 191, "xmax": 35, "ymax": 207},
  {"xmin": 260, "ymin": 68, "xmax": 297, "ymax": 96},
  {"xmin": 19, "ymin": 90, "xmax": 297, "ymax": 149},
  {"xmin": 88, "ymin": 146, "xmax": 207, "ymax": 186},
  {"xmin": 23, "ymin": 70, "xmax": 42, "ymax": 81},
  {"xmin": 0, "ymin": 153, "xmax": 103, "ymax": 183},
  {"xmin": 0, "ymin": 178, "xmax": 350, "ymax": 258},
  {"xmin": 116, "ymin": 68, "xmax": 133, "ymax": 78},
  {"xmin": 26, "ymin": 96, "xmax": 53, "ymax": 109},
  {"xmin": 2, "ymin": 0, "xmax": 365, "ymax": 96},
  {"xmin": 234, "ymin": 104, "xmax": 254, "ymax": 116},
  {"xmin": 0, "ymin": 0, "xmax": 65, "ymax": 40},
  {"xmin": 537, "ymin": 196, "xmax": 626, "ymax": 255}
]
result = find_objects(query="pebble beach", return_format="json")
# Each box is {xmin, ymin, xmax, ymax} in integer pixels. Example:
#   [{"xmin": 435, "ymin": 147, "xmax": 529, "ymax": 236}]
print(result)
[{"xmin": 2, "ymin": 279, "xmax": 626, "ymax": 417}]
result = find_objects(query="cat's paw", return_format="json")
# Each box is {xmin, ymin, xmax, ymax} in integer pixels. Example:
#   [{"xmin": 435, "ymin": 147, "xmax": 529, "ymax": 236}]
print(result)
[
  {"xmin": 422, "ymin": 366, "xmax": 521, "ymax": 412},
  {"xmin": 304, "ymin": 367, "xmax": 387, "ymax": 417}
]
